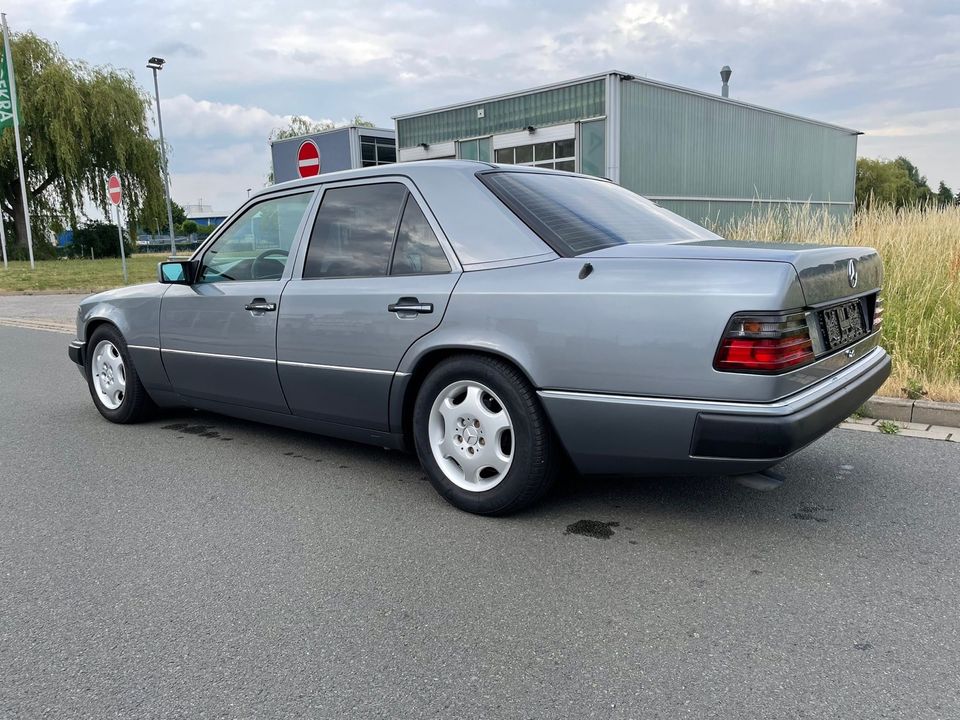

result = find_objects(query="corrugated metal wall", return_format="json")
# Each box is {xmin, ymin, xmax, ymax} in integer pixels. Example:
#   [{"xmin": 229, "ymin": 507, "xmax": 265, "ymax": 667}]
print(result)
[
  {"xmin": 619, "ymin": 81, "xmax": 857, "ymax": 223},
  {"xmin": 397, "ymin": 80, "xmax": 605, "ymax": 148},
  {"xmin": 657, "ymin": 199, "xmax": 854, "ymax": 230}
]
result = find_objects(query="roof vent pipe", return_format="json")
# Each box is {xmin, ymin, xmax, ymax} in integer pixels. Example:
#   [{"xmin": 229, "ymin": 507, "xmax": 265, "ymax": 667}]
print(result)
[{"xmin": 720, "ymin": 65, "xmax": 732, "ymax": 98}]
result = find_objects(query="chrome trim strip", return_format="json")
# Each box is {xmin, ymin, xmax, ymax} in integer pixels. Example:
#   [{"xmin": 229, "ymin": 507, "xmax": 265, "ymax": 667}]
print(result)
[
  {"xmin": 158, "ymin": 347, "xmax": 406, "ymax": 376},
  {"xmin": 539, "ymin": 346, "xmax": 886, "ymax": 412},
  {"xmin": 162, "ymin": 348, "xmax": 273, "ymax": 364},
  {"xmin": 278, "ymin": 359, "xmax": 395, "ymax": 376},
  {"xmin": 127, "ymin": 344, "xmax": 160, "ymax": 351}
]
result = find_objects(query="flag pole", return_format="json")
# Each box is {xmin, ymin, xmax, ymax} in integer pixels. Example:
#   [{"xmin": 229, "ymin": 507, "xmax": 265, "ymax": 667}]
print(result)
[{"xmin": 2, "ymin": 13, "xmax": 34, "ymax": 270}]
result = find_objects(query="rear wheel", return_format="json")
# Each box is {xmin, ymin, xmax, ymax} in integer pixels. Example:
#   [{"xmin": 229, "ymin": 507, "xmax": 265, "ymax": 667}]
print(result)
[
  {"xmin": 85, "ymin": 325, "xmax": 156, "ymax": 423},
  {"xmin": 413, "ymin": 355, "xmax": 558, "ymax": 515}
]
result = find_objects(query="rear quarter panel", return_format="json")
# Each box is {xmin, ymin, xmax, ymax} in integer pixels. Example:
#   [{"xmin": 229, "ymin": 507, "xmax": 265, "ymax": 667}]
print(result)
[{"xmin": 400, "ymin": 257, "xmax": 829, "ymax": 404}]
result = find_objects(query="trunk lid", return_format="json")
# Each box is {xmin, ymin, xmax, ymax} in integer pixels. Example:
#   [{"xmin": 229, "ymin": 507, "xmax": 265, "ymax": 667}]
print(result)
[{"xmin": 581, "ymin": 239, "xmax": 883, "ymax": 306}]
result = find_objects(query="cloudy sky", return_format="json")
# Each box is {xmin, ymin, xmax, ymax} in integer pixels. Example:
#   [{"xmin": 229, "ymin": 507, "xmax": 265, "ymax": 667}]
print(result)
[{"xmin": 10, "ymin": 0, "xmax": 959, "ymax": 215}]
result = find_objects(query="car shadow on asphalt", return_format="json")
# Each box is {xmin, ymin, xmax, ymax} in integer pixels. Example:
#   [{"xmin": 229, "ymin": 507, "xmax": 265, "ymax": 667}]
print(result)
[{"xmin": 139, "ymin": 407, "xmax": 867, "ymax": 529}]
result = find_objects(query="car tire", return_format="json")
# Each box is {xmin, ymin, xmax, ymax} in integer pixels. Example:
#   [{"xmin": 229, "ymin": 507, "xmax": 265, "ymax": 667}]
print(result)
[
  {"xmin": 413, "ymin": 354, "xmax": 558, "ymax": 515},
  {"xmin": 84, "ymin": 325, "xmax": 156, "ymax": 424}
]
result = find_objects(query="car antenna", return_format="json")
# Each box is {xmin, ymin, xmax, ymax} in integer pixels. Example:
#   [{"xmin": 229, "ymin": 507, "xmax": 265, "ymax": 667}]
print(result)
[{"xmin": 578, "ymin": 262, "xmax": 593, "ymax": 280}]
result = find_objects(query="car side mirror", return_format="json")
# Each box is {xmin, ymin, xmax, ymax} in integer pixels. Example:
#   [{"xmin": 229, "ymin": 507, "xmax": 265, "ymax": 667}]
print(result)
[{"xmin": 158, "ymin": 260, "xmax": 196, "ymax": 284}]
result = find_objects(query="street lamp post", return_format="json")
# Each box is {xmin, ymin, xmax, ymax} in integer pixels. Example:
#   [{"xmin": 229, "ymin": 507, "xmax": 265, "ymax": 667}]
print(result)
[{"xmin": 147, "ymin": 56, "xmax": 176, "ymax": 257}]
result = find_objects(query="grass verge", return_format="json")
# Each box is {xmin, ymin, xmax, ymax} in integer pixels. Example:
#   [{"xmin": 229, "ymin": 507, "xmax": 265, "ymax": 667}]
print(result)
[
  {"xmin": 0, "ymin": 254, "xmax": 165, "ymax": 294},
  {"xmin": 716, "ymin": 204, "xmax": 960, "ymax": 403}
]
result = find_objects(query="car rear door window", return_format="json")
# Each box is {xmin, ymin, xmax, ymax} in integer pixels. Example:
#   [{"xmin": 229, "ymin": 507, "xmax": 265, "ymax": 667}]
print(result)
[
  {"xmin": 303, "ymin": 183, "xmax": 407, "ymax": 278},
  {"xmin": 390, "ymin": 197, "xmax": 451, "ymax": 275}
]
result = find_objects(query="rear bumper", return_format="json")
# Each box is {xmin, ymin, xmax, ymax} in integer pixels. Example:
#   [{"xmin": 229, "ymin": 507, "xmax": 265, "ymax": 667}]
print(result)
[
  {"xmin": 539, "ymin": 346, "xmax": 891, "ymax": 476},
  {"xmin": 68, "ymin": 340, "xmax": 85, "ymax": 367}
]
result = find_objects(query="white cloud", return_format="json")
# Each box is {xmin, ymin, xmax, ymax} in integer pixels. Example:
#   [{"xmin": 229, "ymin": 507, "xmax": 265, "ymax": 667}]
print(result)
[
  {"xmin": 8, "ymin": 0, "xmax": 959, "ymax": 203},
  {"xmin": 161, "ymin": 95, "xmax": 331, "ymax": 140},
  {"xmin": 860, "ymin": 107, "xmax": 960, "ymax": 139}
]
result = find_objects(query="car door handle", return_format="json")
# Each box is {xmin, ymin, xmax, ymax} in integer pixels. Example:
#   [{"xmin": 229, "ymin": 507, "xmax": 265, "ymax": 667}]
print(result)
[
  {"xmin": 388, "ymin": 298, "xmax": 433, "ymax": 315},
  {"xmin": 245, "ymin": 299, "xmax": 277, "ymax": 312}
]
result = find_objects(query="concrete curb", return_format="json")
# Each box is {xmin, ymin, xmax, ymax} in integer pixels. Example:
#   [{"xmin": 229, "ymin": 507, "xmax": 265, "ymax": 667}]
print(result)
[{"xmin": 861, "ymin": 396, "xmax": 960, "ymax": 427}]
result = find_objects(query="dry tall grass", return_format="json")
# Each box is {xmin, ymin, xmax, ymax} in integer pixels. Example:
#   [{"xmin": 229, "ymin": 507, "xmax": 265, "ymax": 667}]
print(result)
[{"xmin": 713, "ymin": 204, "xmax": 960, "ymax": 403}]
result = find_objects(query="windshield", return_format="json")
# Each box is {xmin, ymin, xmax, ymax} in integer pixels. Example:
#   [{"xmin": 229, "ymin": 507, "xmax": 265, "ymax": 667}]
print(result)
[{"xmin": 479, "ymin": 170, "xmax": 720, "ymax": 256}]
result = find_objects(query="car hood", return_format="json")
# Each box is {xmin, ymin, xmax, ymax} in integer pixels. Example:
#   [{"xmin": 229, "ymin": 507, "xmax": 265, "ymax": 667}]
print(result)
[{"xmin": 80, "ymin": 282, "xmax": 165, "ymax": 305}]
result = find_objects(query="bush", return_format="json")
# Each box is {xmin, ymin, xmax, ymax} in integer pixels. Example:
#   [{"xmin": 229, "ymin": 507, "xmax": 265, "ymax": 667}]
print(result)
[{"xmin": 65, "ymin": 222, "xmax": 136, "ymax": 259}]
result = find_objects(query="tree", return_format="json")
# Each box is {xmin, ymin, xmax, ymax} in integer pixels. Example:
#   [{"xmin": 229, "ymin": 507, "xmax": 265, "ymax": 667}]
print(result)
[
  {"xmin": 269, "ymin": 115, "xmax": 335, "ymax": 143},
  {"xmin": 936, "ymin": 181, "xmax": 955, "ymax": 208},
  {"xmin": 855, "ymin": 157, "xmax": 942, "ymax": 209},
  {"xmin": 855, "ymin": 158, "xmax": 915, "ymax": 208},
  {"xmin": 268, "ymin": 113, "xmax": 376, "ymax": 142},
  {"xmin": 180, "ymin": 219, "xmax": 198, "ymax": 236},
  {"xmin": 893, "ymin": 156, "xmax": 934, "ymax": 204},
  {"xmin": 0, "ymin": 32, "xmax": 166, "ymax": 255}
]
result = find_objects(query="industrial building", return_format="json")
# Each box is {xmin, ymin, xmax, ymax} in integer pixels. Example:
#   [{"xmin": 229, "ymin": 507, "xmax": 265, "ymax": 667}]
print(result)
[
  {"xmin": 270, "ymin": 125, "xmax": 396, "ymax": 184},
  {"xmin": 393, "ymin": 71, "xmax": 860, "ymax": 225}
]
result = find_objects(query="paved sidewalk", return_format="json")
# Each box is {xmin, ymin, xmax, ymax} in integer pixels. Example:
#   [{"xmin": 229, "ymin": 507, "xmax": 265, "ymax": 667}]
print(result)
[{"xmin": 0, "ymin": 293, "xmax": 80, "ymax": 327}]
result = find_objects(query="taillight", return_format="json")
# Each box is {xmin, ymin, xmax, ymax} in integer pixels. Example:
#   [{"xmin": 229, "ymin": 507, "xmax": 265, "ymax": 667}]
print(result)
[
  {"xmin": 714, "ymin": 311, "xmax": 815, "ymax": 373},
  {"xmin": 873, "ymin": 294, "xmax": 884, "ymax": 332}
]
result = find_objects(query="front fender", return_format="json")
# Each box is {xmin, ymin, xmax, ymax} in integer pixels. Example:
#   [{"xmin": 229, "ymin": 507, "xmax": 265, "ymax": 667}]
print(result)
[
  {"xmin": 75, "ymin": 284, "xmax": 176, "ymax": 401},
  {"xmin": 77, "ymin": 284, "xmax": 166, "ymax": 347}
]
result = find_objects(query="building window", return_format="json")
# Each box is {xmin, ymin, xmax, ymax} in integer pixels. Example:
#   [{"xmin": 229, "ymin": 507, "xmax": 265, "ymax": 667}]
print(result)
[
  {"xmin": 494, "ymin": 139, "xmax": 576, "ymax": 171},
  {"xmin": 579, "ymin": 120, "xmax": 605, "ymax": 178},
  {"xmin": 457, "ymin": 138, "xmax": 492, "ymax": 162},
  {"xmin": 360, "ymin": 135, "xmax": 397, "ymax": 167}
]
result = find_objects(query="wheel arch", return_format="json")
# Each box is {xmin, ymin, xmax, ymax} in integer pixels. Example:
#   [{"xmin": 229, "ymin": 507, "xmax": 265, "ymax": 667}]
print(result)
[
  {"xmin": 83, "ymin": 317, "xmax": 122, "ymax": 348},
  {"xmin": 394, "ymin": 345, "xmax": 539, "ymax": 448}
]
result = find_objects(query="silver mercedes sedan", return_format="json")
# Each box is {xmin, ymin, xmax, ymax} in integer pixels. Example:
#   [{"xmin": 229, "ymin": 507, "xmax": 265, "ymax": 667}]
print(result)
[{"xmin": 69, "ymin": 161, "xmax": 890, "ymax": 514}]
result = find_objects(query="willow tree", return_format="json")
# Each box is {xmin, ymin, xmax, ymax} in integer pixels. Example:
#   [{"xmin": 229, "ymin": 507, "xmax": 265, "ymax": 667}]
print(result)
[{"xmin": 0, "ymin": 32, "xmax": 165, "ymax": 254}]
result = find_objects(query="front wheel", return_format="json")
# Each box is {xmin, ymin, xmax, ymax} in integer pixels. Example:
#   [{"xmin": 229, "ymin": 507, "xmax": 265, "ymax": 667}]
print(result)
[
  {"xmin": 85, "ymin": 325, "xmax": 156, "ymax": 423},
  {"xmin": 413, "ymin": 355, "xmax": 558, "ymax": 515}
]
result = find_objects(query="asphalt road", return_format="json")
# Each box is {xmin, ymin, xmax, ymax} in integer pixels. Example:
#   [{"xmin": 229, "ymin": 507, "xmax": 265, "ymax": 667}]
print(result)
[{"xmin": 2, "ymin": 325, "xmax": 958, "ymax": 720}]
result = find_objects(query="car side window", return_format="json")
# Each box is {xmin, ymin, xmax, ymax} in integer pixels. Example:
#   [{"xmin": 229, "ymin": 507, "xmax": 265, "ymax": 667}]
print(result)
[
  {"xmin": 390, "ymin": 197, "xmax": 451, "ymax": 275},
  {"xmin": 303, "ymin": 183, "xmax": 407, "ymax": 279},
  {"xmin": 198, "ymin": 193, "xmax": 313, "ymax": 283}
]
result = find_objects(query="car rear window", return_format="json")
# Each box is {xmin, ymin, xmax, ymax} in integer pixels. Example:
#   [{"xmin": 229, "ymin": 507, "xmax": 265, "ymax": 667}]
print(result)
[{"xmin": 478, "ymin": 171, "xmax": 719, "ymax": 256}]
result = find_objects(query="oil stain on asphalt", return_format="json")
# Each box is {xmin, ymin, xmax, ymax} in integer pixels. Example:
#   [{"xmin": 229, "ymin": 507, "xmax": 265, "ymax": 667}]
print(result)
[
  {"xmin": 565, "ymin": 519, "xmax": 620, "ymax": 539},
  {"xmin": 162, "ymin": 423, "xmax": 232, "ymax": 441}
]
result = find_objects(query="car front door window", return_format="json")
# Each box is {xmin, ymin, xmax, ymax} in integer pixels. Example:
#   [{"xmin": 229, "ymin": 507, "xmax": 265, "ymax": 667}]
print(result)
[{"xmin": 199, "ymin": 193, "xmax": 313, "ymax": 282}]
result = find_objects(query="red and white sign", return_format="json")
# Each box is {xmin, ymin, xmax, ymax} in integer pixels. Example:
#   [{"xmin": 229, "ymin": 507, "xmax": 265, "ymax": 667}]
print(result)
[
  {"xmin": 297, "ymin": 140, "xmax": 321, "ymax": 178},
  {"xmin": 107, "ymin": 174, "xmax": 122, "ymax": 206}
]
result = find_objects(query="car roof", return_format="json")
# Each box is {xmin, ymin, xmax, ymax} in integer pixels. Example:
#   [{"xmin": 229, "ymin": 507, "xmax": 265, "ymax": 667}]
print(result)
[
  {"xmin": 253, "ymin": 160, "xmax": 586, "ymax": 201},
  {"xmin": 251, "ymin": 159, "xmax": 567, "ymax": 268}
]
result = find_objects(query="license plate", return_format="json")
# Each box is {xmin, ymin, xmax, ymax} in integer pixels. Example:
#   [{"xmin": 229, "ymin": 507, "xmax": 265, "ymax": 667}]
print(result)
[{"xmin": 820, "ymin": 301, "xmax": 867, "ymax": 350}]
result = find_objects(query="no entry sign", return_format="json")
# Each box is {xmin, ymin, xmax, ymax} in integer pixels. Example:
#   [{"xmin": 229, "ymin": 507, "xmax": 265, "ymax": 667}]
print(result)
[
  {"xmin": 108, "ymin": 174, "xmax": 122, "ymax": 205},
  {"xmin": 297, "ymin": 140, "xmax": 321, "ymax": 178}
]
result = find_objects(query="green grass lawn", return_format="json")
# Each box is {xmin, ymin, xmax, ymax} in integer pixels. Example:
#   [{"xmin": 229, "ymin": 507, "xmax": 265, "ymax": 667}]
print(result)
[{"xmin": 0, "ymin": 255, "xmax": 166, "ymax": 294}]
